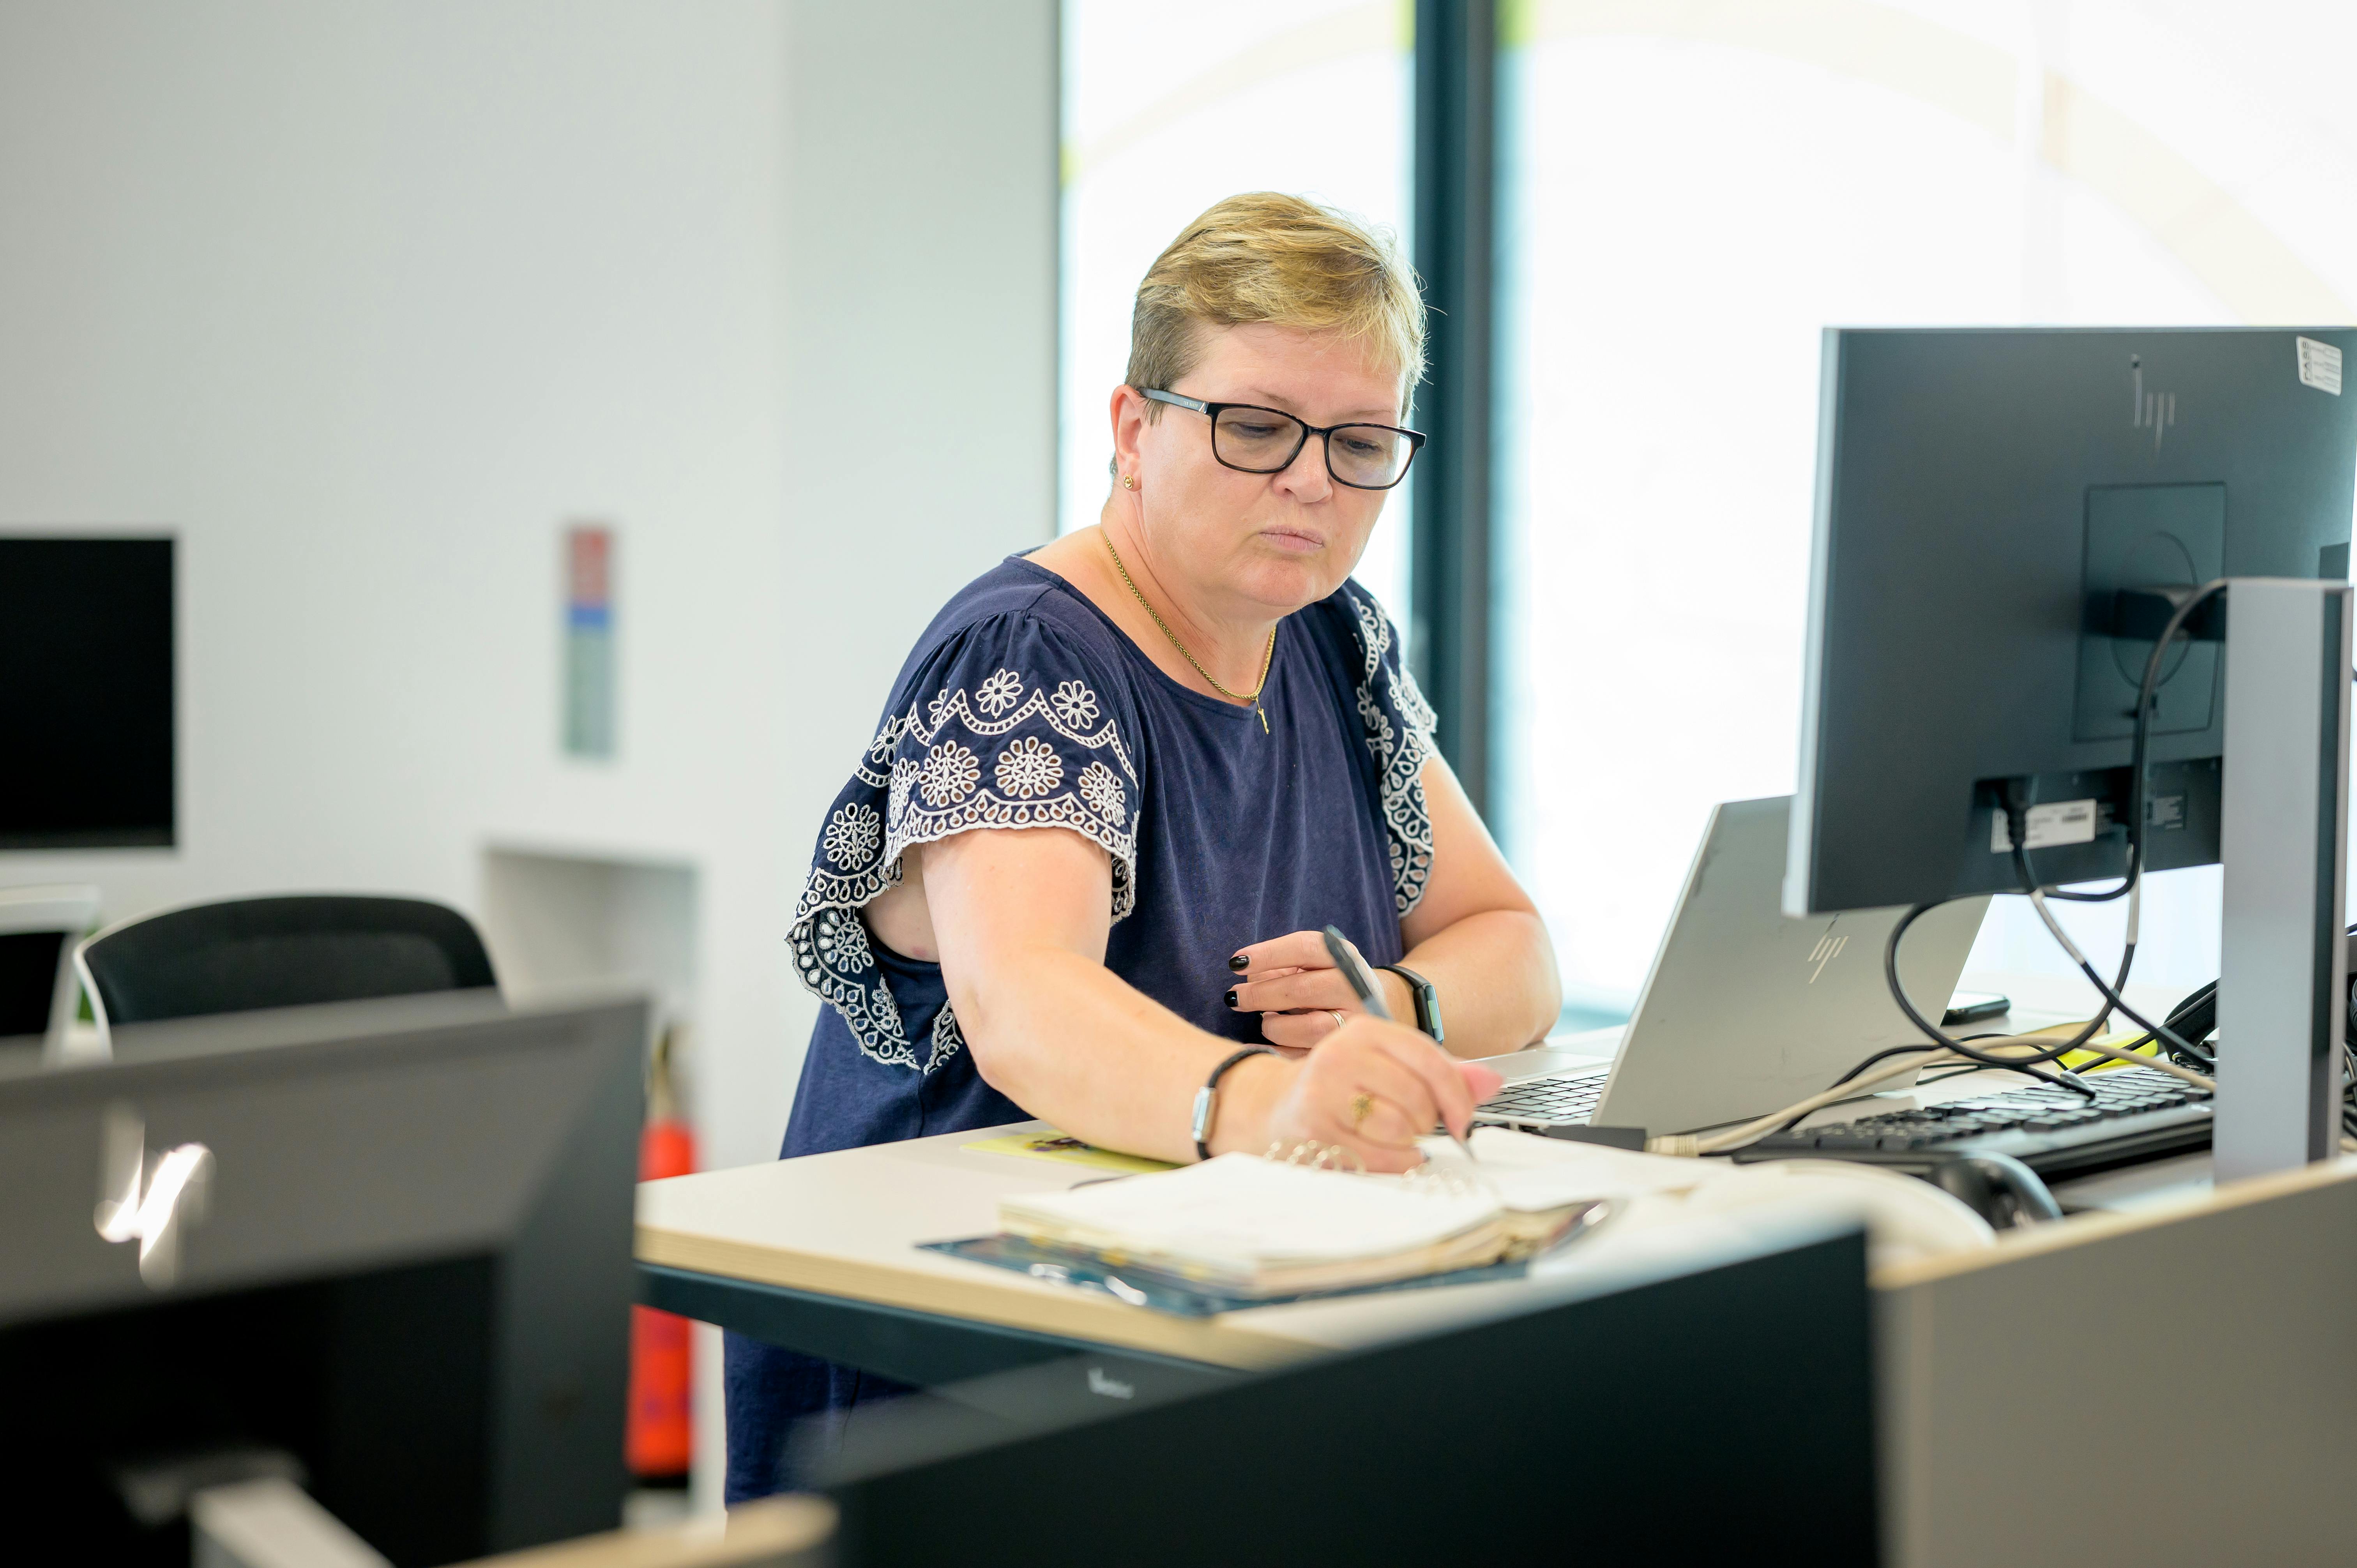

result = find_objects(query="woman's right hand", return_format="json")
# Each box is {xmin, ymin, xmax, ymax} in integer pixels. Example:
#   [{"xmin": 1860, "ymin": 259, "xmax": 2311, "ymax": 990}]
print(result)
[{"xmin": 1223, "ymin": 1017, "xmax": 1504, "ymax": 1174}]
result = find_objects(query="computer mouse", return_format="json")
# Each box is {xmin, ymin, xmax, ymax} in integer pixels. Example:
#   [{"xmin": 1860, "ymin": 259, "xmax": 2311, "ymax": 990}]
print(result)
[{"xmin": 1675, "ymin": 1159, "xmax": 1997, "ymax": 1269}]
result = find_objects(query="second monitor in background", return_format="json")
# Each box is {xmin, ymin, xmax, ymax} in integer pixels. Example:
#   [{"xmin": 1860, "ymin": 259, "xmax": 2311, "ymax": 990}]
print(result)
[{"xmin": 0, "ymin": 535, "xmax": 175, "ymax": 851}]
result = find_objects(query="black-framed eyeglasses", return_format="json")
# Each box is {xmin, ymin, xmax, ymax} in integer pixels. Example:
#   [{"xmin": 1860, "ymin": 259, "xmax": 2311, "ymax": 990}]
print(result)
[{"xmin": 1141, "ymin": 388, "xmax": 1426, "ymax": 491}]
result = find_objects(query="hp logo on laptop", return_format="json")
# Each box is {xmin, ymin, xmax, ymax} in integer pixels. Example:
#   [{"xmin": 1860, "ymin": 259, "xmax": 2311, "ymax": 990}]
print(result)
[
  {"xmin": 94, "ymin": 1104, "xmax": 212, "ymax": 1288},
  {"xmin": 1807, "ymin": 926, "xmax": 1848, "ymax": 983}
]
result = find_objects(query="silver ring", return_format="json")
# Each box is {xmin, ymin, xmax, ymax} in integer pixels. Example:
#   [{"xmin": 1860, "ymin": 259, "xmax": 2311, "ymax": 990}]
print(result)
[{"xmin": 1329, "ymin": 1010, "xmax": 1347, "ymax": 1033}]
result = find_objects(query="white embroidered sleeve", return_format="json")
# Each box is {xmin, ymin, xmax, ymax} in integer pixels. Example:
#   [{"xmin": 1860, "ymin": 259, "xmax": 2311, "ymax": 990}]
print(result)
[{"xmin": 788, "ymin": 626, "xmax": 1140, "ymax": 1072}]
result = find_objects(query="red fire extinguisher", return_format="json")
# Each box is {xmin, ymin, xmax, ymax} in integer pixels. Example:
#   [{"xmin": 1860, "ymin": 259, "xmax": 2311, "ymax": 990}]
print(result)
[{"xmin": 627, "ymin": 1024, "xmax": 696, "ymax": 1481}]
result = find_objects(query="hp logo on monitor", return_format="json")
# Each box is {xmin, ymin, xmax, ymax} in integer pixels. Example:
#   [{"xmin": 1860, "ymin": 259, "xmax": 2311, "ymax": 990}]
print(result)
[{"xmin": 2131, "ymin": 355, "xmax": 2176, "ymax": 452}]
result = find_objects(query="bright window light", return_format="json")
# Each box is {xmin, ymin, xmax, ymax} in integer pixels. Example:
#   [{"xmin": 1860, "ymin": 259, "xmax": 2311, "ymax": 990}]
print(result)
[
  {"xmin": 1059, "ymin": 0, "xmax": 1417, "ymax": 622},
  {"xmin": 1494, "ymin": 0, "xmax": 2357, "ymax": 1026}
]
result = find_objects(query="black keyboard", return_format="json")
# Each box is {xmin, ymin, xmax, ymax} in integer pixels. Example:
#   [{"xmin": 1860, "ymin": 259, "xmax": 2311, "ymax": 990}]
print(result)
[
  {"xmin": 1733, "ymin": 1067, "xmax": 2213, "ymax": 1180},
  {"xmin": 1476, "ymin": 1069, "xmax": 1608, "ymax": 1127}
]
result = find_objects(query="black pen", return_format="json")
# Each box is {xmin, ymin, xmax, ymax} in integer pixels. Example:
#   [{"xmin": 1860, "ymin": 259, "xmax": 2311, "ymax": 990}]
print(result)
[{"xmin": 1320, "ymin": 925, "xmax": 1479, "ymax": 1164}]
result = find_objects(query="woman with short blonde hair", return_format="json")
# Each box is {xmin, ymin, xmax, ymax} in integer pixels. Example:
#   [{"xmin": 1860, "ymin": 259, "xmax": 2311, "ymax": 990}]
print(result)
[{"xmin": 729, "ymin": 192, "xmax": 1562, "ymax": 1498}]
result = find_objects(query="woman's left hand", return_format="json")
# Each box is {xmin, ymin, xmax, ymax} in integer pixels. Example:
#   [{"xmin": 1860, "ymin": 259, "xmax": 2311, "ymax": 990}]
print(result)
[{"xmin": 1225, "ymin": 930, "xmax": 1413, "ymax": 1053}]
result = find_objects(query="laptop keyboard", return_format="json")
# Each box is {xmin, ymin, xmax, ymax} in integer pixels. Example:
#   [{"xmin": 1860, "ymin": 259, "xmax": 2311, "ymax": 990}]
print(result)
[{"xmin": 1477, "ymin": 1069, "xmax": 1609, "ymax": 1126}]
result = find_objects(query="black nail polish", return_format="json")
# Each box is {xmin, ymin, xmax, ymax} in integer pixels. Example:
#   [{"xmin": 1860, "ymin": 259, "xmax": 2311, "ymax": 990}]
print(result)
[
  {"xmin": 1224, "ymin": 989, "xmax": 1239, "ymax": 1009},
  {"xmin": 1228, "ymin": 953, "xmax": 1248, "ymax": 972}
]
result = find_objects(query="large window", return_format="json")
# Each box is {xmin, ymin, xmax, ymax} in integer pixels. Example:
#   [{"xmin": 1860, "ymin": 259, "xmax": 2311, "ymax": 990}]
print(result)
[
  {"xmin": 1492, "ymin": 1, "xmax": 2357, "ymax": 1024},
  {"xmin": 1061, "ymin": 2, "xmax": 2357, "ymax": 1029},
  {"xmin": 1060, "ymin": 0, "xmax": 1416, "ymax": 616}
]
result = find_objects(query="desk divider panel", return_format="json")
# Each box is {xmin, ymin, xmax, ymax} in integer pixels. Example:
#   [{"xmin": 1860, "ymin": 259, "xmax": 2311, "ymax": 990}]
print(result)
[{"xmin": 1875, "ymin": 1158, "xmax": 2357, "ymax": 1568}]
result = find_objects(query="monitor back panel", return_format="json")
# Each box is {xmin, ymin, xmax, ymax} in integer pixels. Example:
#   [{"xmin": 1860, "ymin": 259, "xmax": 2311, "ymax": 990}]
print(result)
[{"xmin": 1788, "ymin": 327, "xmax": 2357, "ymax": 914}]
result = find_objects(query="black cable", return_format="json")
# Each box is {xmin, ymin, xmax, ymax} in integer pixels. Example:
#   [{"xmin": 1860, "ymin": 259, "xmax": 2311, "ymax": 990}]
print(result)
[
  {"xmin": 2113, "ymin": 982, "xmax": 2215, "ymax": 1071},
  {"xmin": 1777, "ymin": 1034, "xmax": 2030, "ymax": 1134},
  {"xmin": 1877, "ymin": 899, "xmax": 2106, "ymax": 1098},
  {"xmin": 2018, "ymin": 578, "xmax": 2229, "ymax": 905},
  {"xmin": 2009, "ymin": 839, "xmax": 2215, "ymax": 1068},
  {"xmin": 1914, "ymin": 1065, "xmax": 1996, "ymax": 1088},
  {"xmin": 1827, "ymin": 1033, "xmax": 2009, "ymax": 1091},
  {"xmin": 1848, "ymin": 580, "xmax": 2262, "ymax": 1119}
]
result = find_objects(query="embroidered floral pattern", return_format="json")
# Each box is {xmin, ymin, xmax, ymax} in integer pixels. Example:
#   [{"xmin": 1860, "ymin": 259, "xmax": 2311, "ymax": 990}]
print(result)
[
  {"xmin": 918, "ymin": 741, "xmax": 981, "ymax": 806},
  {"xmin": 975, "ymin": 668, "xmax": 1023, "ymax": 715},
  {"xmin": 822, "ymin": 802, "xmax": 882, "ymax": 868},
  {"xmin": 790, "ymin": 584, "xmax": 1433, "ymax": 1074},
  {"xmin": 1078, "ymin": 760, "xmax": 1126, "ymax": 826},
  {"xmin": 811, "ymin": 906, "xmax": 872, "ymax": 974},
  {"xmin": 929, "ymin": 1004, "xmax": 968, "ymax": 1071},
  {"xmin": 994, "ymin": 735, "xmax": 1063, "ymax": 798},
  {"xmin": 886, "ymin": 758, "xmax": 915, "ymax": 829},
  {"xmin": 789, "ymin": 629, "xmax": 1140, "ymax": 1073},
  {"xmin": 1342, "ymin": 587, "xmax": 1437, "ymax": 915},
  {"xmin": 1050, "ymin": 680, "xmax": 1100, "ymax": 729}
]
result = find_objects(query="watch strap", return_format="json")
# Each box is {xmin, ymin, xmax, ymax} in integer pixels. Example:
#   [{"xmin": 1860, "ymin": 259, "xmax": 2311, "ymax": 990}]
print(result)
[
  {"xmin": 1378, "ymin": 963, "xmax": 1445, "ymax": 1045},
  {"xmin": 1192, "ymin": 1046, "xmax": 1277, "ymax": 1162}
]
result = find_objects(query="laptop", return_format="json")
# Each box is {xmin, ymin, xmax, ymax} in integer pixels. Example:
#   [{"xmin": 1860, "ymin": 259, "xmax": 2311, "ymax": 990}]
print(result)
[{"xmin": 1475, "ymin": 795, "xmax": 1988, "ymax": 1137}]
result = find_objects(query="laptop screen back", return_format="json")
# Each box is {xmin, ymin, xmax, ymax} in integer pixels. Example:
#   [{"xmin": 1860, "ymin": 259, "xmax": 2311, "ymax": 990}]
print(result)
[{"xmin": 1595, "ymin": 795, "xmax": 1987, "ymax": 1135}]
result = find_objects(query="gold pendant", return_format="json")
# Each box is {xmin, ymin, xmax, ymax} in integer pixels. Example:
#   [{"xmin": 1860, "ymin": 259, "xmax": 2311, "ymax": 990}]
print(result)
[{"xmin": 1258, "ymin": 705, "xmax": 1270, "ymax": 734}]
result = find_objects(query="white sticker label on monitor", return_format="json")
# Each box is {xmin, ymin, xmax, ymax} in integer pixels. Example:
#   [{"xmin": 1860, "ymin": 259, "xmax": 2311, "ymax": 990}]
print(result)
[
  {"xmin": 1991, "ymin": 799, "xmax": 2100, "ymax": 853},
  {"xmin": 2297, "ymin": 336, "xmax": 2342, "ymax": 395}
]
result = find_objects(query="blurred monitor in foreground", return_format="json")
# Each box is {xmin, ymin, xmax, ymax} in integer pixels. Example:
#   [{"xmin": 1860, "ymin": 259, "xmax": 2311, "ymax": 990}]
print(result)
[
  {"xmin": 806, "ymin": 1218, "xmax": 1876, "ymax": 1565},
  {"xmin": 1786, "ymin": 328, "xmax": 2357, "ymax": 915},
  {"xmin": 0, "ymin": 990, "xmax": 645, "ymax": 1566},
  {"xmin": 0, "ymin": 536, "xmax": 175, "ymax": 850}
]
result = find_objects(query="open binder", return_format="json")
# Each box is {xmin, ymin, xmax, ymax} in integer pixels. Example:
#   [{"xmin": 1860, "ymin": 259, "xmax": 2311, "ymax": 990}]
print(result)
[{"xmin": 929, "ymin": 1146, "xmax": 1613, "ymax": 1316}]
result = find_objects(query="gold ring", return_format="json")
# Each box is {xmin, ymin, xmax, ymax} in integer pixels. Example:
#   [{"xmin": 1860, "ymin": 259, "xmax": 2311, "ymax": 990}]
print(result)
[
  {"xmin": 1349, "ymin": 1092, "xmax": 1375, "ymax": 1130},
  {"xmin": 1329, "ymin": 1010, "xmax": 1347, "ymax": 1033}
]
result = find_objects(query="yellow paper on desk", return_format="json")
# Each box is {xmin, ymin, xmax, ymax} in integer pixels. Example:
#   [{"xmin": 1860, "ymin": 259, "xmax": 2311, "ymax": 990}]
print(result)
[{"xmin": 962, "ymin": 1129, "xmax": 1175, "ymax": 1176}]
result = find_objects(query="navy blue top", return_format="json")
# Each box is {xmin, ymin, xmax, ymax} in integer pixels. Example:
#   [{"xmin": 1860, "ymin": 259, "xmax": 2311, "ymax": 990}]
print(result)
[{"xmin": 782, "ymin": 555, "xmax": 1438, "ymax": 1159}]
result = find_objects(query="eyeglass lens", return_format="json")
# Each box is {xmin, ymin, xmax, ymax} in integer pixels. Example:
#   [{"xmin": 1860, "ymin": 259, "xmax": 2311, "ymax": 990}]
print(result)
[{"xmin": 1209, "ymin": 406, "xmax": 1413, "ymax": 489}]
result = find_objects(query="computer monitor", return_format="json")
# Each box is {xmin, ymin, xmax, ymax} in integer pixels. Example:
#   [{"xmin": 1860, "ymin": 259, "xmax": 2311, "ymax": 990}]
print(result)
[
  {"xmin": 809, "ymin": 1216, "xmax": 1877, "ymax": 1564},
  {"xmin": 1786, "ymin": 328, "xmax": 2357, "ymax": 916},
  {"xmin": 0, "ymin": 536, "xmax": 176, "ymax": 849},
  {"xmin": 0, "ymin": 989, "xmax": 645, "ymax": 1566},
  {"xmin": 0, "ymin": 885, "xmax": 99, "ymax": 1057}
]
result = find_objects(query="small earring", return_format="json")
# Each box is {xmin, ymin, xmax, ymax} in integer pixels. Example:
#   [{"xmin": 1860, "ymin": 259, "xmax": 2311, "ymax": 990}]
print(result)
[{"xmin": 1120, "ymin": 474, "xmax": 1137, "ymax": 490}]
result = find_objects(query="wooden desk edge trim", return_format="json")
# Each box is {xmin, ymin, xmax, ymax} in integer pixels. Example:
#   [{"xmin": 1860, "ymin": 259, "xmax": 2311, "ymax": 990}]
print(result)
[
  {"xmin": 636, "ymin": 1224, "xmax": 1314, "ymax": 1371},
  {"xmin": 1870, "ymin": 1154, "xmax": 2357, "ymax": 1290},
  {"xmin": 451, "ymin": 1496, "xmax": 835, "ymax": 1566}
]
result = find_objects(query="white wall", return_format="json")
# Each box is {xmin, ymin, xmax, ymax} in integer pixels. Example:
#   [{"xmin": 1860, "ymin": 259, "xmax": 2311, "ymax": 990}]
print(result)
[{"xmin": 0, "ymin": 0, "xmax": 1057, "ymax": 1174}]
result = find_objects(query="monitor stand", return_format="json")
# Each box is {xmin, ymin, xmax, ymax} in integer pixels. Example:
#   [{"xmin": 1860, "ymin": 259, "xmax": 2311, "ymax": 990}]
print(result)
[{"xmin": 2215, "ymin": 577, "xmax": 2352, "ymax": 1181}]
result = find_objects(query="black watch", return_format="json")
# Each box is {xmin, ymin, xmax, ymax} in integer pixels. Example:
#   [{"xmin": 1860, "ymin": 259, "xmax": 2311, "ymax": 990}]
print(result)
[{"xmin": 1378, "ymin": 964, "xmax": 1445, "ymax": 1044}]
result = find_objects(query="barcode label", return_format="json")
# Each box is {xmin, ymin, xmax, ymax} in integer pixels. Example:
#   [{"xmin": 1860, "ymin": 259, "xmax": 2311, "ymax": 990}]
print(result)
[
  {"xmin": 1992, "ymin": 798, "xmax": 2099, "ymax": 853},
  {"xmin": 2298, "ymin": 336, "xmax": 2343, "ymax": 395}
]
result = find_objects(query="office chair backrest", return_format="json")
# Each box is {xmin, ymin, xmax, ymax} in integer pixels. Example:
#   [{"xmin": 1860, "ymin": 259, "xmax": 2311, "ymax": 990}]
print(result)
[
  {"xmin": 1, "ymin": 885, "xmax": 100, "ymax": 1054},
  {"xmin": 78, "ymin": 894, "xmax": 499, "ymax": 1031}
]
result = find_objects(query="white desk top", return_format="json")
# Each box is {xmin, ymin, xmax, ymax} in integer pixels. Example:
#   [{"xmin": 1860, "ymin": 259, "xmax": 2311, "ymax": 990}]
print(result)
[
  {"xmin": 636, "ymin": 1119, "xmax": 1812, "ymax": 1370},
  {"xmin": 640, "ymin": 988, "xmax": 2219, "ymax": 1369}
]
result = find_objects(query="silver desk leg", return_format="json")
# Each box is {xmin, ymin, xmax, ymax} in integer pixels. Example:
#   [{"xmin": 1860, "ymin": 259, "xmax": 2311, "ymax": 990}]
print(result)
[{"xmin": 2216, "ymin": 577, "xmax": 2351, "ymax": 1182}]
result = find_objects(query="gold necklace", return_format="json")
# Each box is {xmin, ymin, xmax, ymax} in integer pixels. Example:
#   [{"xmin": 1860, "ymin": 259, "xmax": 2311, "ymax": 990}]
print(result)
[{"xmin": 1101, "ymin": 531, "xmax": 1277, "ymax": 733}]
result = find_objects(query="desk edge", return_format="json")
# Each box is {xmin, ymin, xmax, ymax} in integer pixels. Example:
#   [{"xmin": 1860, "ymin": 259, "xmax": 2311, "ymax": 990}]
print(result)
[{"xmin": 636, "ymin": 1224, "xmax": 1317, "ymax": 1370}]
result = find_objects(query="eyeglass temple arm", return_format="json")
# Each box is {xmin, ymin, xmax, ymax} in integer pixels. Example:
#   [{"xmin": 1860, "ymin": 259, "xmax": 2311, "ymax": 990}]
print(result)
[{"xmin": 1140, "ymin": 387, "xmax": 1209, "ymax": 413}]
